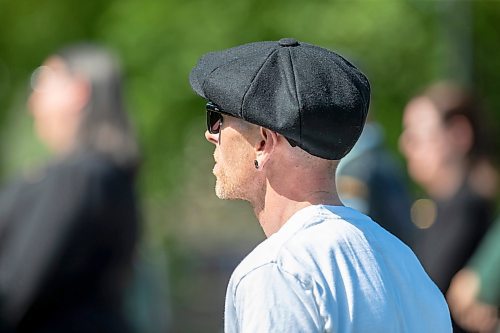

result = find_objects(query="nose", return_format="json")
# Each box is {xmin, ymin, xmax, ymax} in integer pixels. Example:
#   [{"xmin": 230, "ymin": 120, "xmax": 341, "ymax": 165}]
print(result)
[{"xmin": 205, "ymin": 130, "xmax": 219, "ymax": 145}]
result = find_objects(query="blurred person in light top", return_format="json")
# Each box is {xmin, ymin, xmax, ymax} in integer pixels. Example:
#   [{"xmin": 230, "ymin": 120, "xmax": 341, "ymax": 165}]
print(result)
[{"xmin": 336, "ymin": 113, "xmax": 415, "ymax": 247}]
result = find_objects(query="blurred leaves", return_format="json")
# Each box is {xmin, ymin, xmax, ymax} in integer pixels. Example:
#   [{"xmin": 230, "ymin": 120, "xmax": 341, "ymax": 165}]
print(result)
[{"xmin": 2, "ymin": 0, "xmax": 491, "ymax": 193}]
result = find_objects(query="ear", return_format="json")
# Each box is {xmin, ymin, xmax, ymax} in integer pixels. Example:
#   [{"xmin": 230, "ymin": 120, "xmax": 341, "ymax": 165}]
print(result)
[{"xmin": 254, "ymin": 127, "xmax": 278, "ymax": 170}]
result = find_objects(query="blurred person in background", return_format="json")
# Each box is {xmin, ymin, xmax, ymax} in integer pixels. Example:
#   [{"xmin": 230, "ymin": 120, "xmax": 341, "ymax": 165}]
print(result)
[
  {"xmin": 399, "ymin": 81, "xmax": 497, "ymax": 333},
  {"xmin": 337, "ymin": 114, "xmax": 415, "ymax": 247},
  {"xmin": 447, "ymin": 215, "xmax": 500, "ymax": 333},
  {"xmin": 0, "ymin": 43, "xmax": 140, "ymax": 333}
]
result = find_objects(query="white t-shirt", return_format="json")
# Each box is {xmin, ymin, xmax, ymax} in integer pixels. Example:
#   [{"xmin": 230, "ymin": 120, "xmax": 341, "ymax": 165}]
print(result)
[{"xmin": 224, "ymin": 205, "xmax": 451, "ymax": 333}]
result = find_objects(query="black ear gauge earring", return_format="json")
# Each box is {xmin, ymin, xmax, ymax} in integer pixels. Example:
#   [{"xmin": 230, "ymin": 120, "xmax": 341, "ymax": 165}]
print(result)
[{"xmin": 254, "ymin": 160, "xmax": 259, "ymax": 169}]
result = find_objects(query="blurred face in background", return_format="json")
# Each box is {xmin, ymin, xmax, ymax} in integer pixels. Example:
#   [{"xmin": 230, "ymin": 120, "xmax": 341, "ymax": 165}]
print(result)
[
  {"xmin": 399, "ymin": 97, "xmax": 454, "ymax": 189},
  {"xmin": 28, "ymin": 57, "xmax": 89, "ymax": 154}
]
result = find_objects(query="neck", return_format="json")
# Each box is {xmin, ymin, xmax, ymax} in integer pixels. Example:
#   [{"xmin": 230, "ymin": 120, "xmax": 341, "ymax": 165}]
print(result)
[
  {"xmin": 252, "ymin": 176, "xmax": 343, "ymax": 238},
  {"xmin": 426, "ymin": 161, "xmax": 467, "ymax": 200}
]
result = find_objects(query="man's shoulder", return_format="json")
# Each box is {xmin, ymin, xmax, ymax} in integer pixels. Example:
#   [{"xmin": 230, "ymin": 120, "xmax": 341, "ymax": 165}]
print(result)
[
  {"xmin": 230, "ymin": 206, "xmax": 371, "ymax": 285},
  {"xmin": 229, "ymin": 235, "xmax": 284, "ymax": 286}
]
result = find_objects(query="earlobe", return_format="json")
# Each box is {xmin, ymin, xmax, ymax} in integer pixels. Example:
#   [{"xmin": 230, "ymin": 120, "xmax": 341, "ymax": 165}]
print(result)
[{"xmin": 254, "ymin": 128, "xmax": 277, "ymax": 170}]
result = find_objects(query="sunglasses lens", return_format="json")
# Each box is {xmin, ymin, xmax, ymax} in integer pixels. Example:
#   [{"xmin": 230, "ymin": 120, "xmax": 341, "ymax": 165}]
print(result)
[
  {"xmin": 205, "ymin": 102, "xmax": 224, "ymax": 134},
  {"xmin": 207, "ymin": 111, "xmax": 223, "ymax": 134}
]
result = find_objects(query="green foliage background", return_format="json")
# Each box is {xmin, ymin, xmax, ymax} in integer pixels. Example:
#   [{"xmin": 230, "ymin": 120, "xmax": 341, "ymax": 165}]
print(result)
[{"xmin": 0, "ymin": 1, "xmax": 499, "ymax": 332}]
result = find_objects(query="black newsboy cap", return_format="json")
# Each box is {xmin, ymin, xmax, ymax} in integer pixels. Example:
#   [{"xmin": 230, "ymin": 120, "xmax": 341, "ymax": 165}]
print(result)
[{"xmin": 189, "ymin": 38, "xmax": 370, "ymax": 160}]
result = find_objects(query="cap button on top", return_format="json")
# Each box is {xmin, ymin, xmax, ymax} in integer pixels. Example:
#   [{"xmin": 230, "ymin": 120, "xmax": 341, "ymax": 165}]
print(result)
[{"xmin": 279, "ymin": 38, "xmax": 299, "ymax": 47}]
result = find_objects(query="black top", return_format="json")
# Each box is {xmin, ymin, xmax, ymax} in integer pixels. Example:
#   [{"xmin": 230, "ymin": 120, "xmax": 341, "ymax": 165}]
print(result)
[
  {"xmin": 414, "ymin": 180, "xmax": 494, "ymax": 294},
  {"xmin": 0, "ymin": 152, "xmax": 139, "ymax": 333}
]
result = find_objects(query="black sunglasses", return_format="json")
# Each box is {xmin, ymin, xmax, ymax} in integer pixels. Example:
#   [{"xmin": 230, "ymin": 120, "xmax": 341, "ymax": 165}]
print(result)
[
  {"xmin": 206, "ymin": 102, "xmax": 224, "ymax": 134},
  {"xmin": 204, "ymin": 101, "xmax": 298, "ymax": 147}
]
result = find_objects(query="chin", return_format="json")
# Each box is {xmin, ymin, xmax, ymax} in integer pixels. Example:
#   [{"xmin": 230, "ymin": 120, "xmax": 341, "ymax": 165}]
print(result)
[
  {"xmin": 214, "ymin": 185, "xmax": 227, "ymax": 199},
  {"xmin": 410, "ymin": 167, "xmax": 435, "ymax": 188},
  {"xmin": 215, "ymin": 178, "xmax": 229, "ymax": 199},
  {"xmin": 215, "ymin": 183, "xmax": 234, "ymax": 200},
  {"xmin": 215, "ymin": 180, "xmax": 247, "ymax": 201}
]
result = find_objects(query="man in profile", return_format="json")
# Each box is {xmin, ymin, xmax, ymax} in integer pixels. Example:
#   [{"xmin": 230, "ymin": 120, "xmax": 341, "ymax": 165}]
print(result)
[{"xmin": 189, "ymin": 38, "xmax": 451, "ymax": 332}]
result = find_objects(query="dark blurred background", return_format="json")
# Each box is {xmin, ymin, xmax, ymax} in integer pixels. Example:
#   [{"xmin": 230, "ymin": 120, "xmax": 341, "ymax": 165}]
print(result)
[{"xmin": 0, "ymin": 1, "xmax": 499, "ymax": 332}]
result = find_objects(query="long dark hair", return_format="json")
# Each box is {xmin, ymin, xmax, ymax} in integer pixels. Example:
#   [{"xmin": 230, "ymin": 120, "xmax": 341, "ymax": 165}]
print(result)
[{"xmin": 55, "ymin": 43, "xmax": 139, "ymax": 170}]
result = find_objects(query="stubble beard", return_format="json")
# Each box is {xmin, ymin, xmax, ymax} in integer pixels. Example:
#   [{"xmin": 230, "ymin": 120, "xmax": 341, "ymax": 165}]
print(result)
[
  {"xmin": 213, "ymin": 160, "xmax": 255, "ymax": 201},
  {"xmin": 211, "ymin": 136, "xmax": 257, "ymax": 202},
  {"xmin": 214, "ymin": 172, "xmax": 232, "ymax": 199},
  {"xmin": 214, "ymin": 169, "xmax": 245, "ymax": 200}
]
